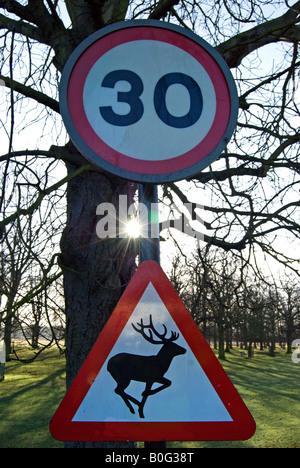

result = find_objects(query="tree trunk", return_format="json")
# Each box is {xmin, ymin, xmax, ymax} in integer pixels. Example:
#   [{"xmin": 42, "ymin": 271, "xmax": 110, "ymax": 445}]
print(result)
[
  {"xmin": 217, "ymin": 320, "xmax": 226, "ymax": 360},
  {"xmin": 4, "ymin": 293, "xmax": 16, "ymax": 361},
  {"xmin": 4, "ymin": 311, "xmax": 12, "ymax": 361},
  {"xmin": 247, "ymin": 341, "xmax": 253, "ymax": 358},
  {"xmin": 59, "ymin": 148, "xmax": 137, "ymax": 448}
]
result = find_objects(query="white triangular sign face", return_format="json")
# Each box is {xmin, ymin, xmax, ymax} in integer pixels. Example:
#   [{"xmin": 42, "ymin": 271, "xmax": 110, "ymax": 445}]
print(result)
[
  {"xmin": 50, "ymin": 261, "xmax": 255, "ymax": 441},
  {"xmin": 72, "ymin": 283, "xmax": 232, "ymax": 423}
]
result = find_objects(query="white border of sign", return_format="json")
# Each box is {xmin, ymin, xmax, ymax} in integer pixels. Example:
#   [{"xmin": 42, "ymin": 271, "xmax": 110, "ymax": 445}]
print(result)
[{"xmin": 60, "ymin": 20, "xmax": 238, "ymax": 183}]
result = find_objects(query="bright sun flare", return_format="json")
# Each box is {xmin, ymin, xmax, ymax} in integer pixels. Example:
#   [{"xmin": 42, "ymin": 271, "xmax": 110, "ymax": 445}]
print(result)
[{"xmin": 126, "ymin": 218, "xmax": 141, "ymax": 238}]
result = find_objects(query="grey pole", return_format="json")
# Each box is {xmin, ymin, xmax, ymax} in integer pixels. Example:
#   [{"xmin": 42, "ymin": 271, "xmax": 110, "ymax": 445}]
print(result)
[
  {"xmin": 138, "ymin": 183, "xmax": 160, "ymax": 264},
  {"xmin": 138, "ymin": 183, "xmax": 166, "ymax": 449}
]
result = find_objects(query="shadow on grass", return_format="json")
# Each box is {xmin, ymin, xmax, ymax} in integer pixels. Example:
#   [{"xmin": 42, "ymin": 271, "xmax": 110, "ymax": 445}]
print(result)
[
  {"xmin": 0, "ymin": 353, "xmax": 66, "ymax": 448},
  {"xmin": 170, "ymin": 348, "xmax": 300, "ymax": 449},
  {"xmin": 1, "ymin": 346, "xmax": 299, "ymax": 448}
]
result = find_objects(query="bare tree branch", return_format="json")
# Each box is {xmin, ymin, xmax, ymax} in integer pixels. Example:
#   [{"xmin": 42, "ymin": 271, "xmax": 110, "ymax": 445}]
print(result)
[
  {"xmin": 217, "ymin": 0, "xmax": 300, "ymax": 67},
  {"xmin": 0, "ymin": 164, "xmax": 94, "ymax": 231},
  {"xmin": 149, "ymin": 0, "xmax": 180, "ymax": 19},
  {"xmin": 0, "ymin": 74, "xmax": 59, "ymax": 112}
]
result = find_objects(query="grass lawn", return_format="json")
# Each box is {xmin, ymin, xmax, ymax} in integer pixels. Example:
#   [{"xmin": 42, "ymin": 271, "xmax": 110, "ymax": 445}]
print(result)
[
  {"xmin": 0, "ymin": 343, "xmax": 66, "ymax": 448},
  {"xmin": 0, "ymin": 343, "xmax": 299, "ymax": 448},
  {"xmin": 171, "ymin": 347, "xmax": 300, "ymax": 448}
]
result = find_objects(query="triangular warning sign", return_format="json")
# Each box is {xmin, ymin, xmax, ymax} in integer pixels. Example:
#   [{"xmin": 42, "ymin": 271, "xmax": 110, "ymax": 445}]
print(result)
[{"xmin": 50, "ymin": 261, "xmax": 255, "ymax": 442}]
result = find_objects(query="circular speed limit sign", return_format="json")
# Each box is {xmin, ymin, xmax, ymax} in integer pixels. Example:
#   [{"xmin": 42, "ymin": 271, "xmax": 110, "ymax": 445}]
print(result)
[{"xmin": 60, "ymin": 20, "xmax": 238, "ymax": 183}]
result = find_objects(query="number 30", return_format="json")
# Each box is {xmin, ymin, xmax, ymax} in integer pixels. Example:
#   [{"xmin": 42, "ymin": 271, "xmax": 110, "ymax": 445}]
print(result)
[{"xmin": 99, "ymin": 70, "xmax": 203, "ymax": 129}]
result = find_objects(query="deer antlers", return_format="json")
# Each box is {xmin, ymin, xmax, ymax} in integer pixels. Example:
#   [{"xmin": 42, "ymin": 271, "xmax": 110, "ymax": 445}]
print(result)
[{"xmin": 132, "ymin": 315, "xmax": 179, "ymax": 344}]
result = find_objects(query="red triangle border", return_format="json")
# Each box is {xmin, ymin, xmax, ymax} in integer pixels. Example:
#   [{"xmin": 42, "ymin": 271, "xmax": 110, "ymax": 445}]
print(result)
[{"xmin": 50, "ymin": 260, "xmax": 256, "ymax": 441}]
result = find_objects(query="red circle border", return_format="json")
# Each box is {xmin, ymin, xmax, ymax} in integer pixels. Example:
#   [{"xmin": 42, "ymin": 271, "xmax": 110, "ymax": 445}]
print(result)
[{"xmin": 67, "ymin": 27, "xmax": 231, "ymax": 176}]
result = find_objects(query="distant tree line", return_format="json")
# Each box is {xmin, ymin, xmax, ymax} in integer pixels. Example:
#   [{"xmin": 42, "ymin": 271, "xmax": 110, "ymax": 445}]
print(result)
[
  {"xmin": 169, "ymin": 246, "xmax": 300, "ymax": 359},
  {"xmin": 0, "ymin": 221, "xmax": 65, "ymax": 361},
  {"xmin": 1, "ymin": 240, "xmax": 299, "ymax": 363}
]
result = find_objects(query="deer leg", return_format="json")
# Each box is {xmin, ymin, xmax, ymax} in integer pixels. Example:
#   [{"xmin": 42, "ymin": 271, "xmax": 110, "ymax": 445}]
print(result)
[
  {"xmin": 138, "ymin": 378, "xmax": 172, "ymax": 418},
  {"xmin": 146, "ymin": 377, "xmax": 171, "ymax": 395},
  {"xmin": 138, "ymin": 382, "xmax": 152, "ymax": 419},
  {"xmin": 115, "ymin": 383, "xmax": 140, "ymax": 415}
]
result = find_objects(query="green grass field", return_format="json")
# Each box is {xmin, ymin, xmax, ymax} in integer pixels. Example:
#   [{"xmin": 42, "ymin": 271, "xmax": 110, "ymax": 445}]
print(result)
[{"xmin": 0, "ymin": 343, "xmax": 299, "ymax": 448}]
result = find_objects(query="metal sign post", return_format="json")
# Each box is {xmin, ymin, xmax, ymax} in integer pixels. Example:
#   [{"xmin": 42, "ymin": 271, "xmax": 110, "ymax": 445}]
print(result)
[
  {"xmin": 138, "ymin": 183, "xmax": 165, "ymax": 448},
  {"xmin": 138, "ymin": 184, "xmax": 160, "ymax": 264}
]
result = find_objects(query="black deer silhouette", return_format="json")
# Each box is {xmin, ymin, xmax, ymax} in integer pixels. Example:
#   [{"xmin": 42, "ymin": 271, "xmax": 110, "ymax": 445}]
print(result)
[{"xmin": 107, "ymin": 315, "xmax": 186, "ymax": 418}]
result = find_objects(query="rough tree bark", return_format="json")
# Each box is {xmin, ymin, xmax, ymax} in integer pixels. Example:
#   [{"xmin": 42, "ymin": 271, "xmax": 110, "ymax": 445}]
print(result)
[{"xmin": 58, "ymin": 147, "xmax": 137, "ymax": 448}]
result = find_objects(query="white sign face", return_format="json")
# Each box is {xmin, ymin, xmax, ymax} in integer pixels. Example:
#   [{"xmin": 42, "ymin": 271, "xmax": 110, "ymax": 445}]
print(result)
[
  {"xmin": 83, "ymin": 40, "xmax": 216, "ymax": 161},
  {"xmin": 72, "ymin": 283, "xmax": 232, "ymax": 423},
  {"xmin": 60, "ymin": 20, "xmax": 238, "ymax": 182}
]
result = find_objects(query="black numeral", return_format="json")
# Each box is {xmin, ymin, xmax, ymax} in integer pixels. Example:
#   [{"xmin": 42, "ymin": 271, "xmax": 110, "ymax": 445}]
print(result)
[
  {"xmin": 99, "ymin": 70, "xmax": 144, "ymax": 126},
  {"xmin": 154, "ymin": 72, "xmax": 203, "ymax": 128},
  {"xmin": 99, "ymin": 70, "xmax": 202, "ymax": 128}
]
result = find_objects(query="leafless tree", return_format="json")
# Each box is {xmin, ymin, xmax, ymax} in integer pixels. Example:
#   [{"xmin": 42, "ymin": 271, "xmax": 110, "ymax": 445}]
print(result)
[
  {"xmin": 0, "ymin": 0, "xmax": 299, "ymax": 448},
  {"xmin": 278, "ymin": 275, "xmax": 300, "ymax": 353}
]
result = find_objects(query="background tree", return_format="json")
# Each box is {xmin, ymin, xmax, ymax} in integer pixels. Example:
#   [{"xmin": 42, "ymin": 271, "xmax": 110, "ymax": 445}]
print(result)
[
  {"xmin": 0, "ymin": 0, "xmax": 299, "ymax": 449},
  {"xmin": 278, "ymin": 276, "xmax": 300, "ymax": 353},
  {"xmin": 169, "ymin": 245, "xmax": 300, "ymax": 359}
]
